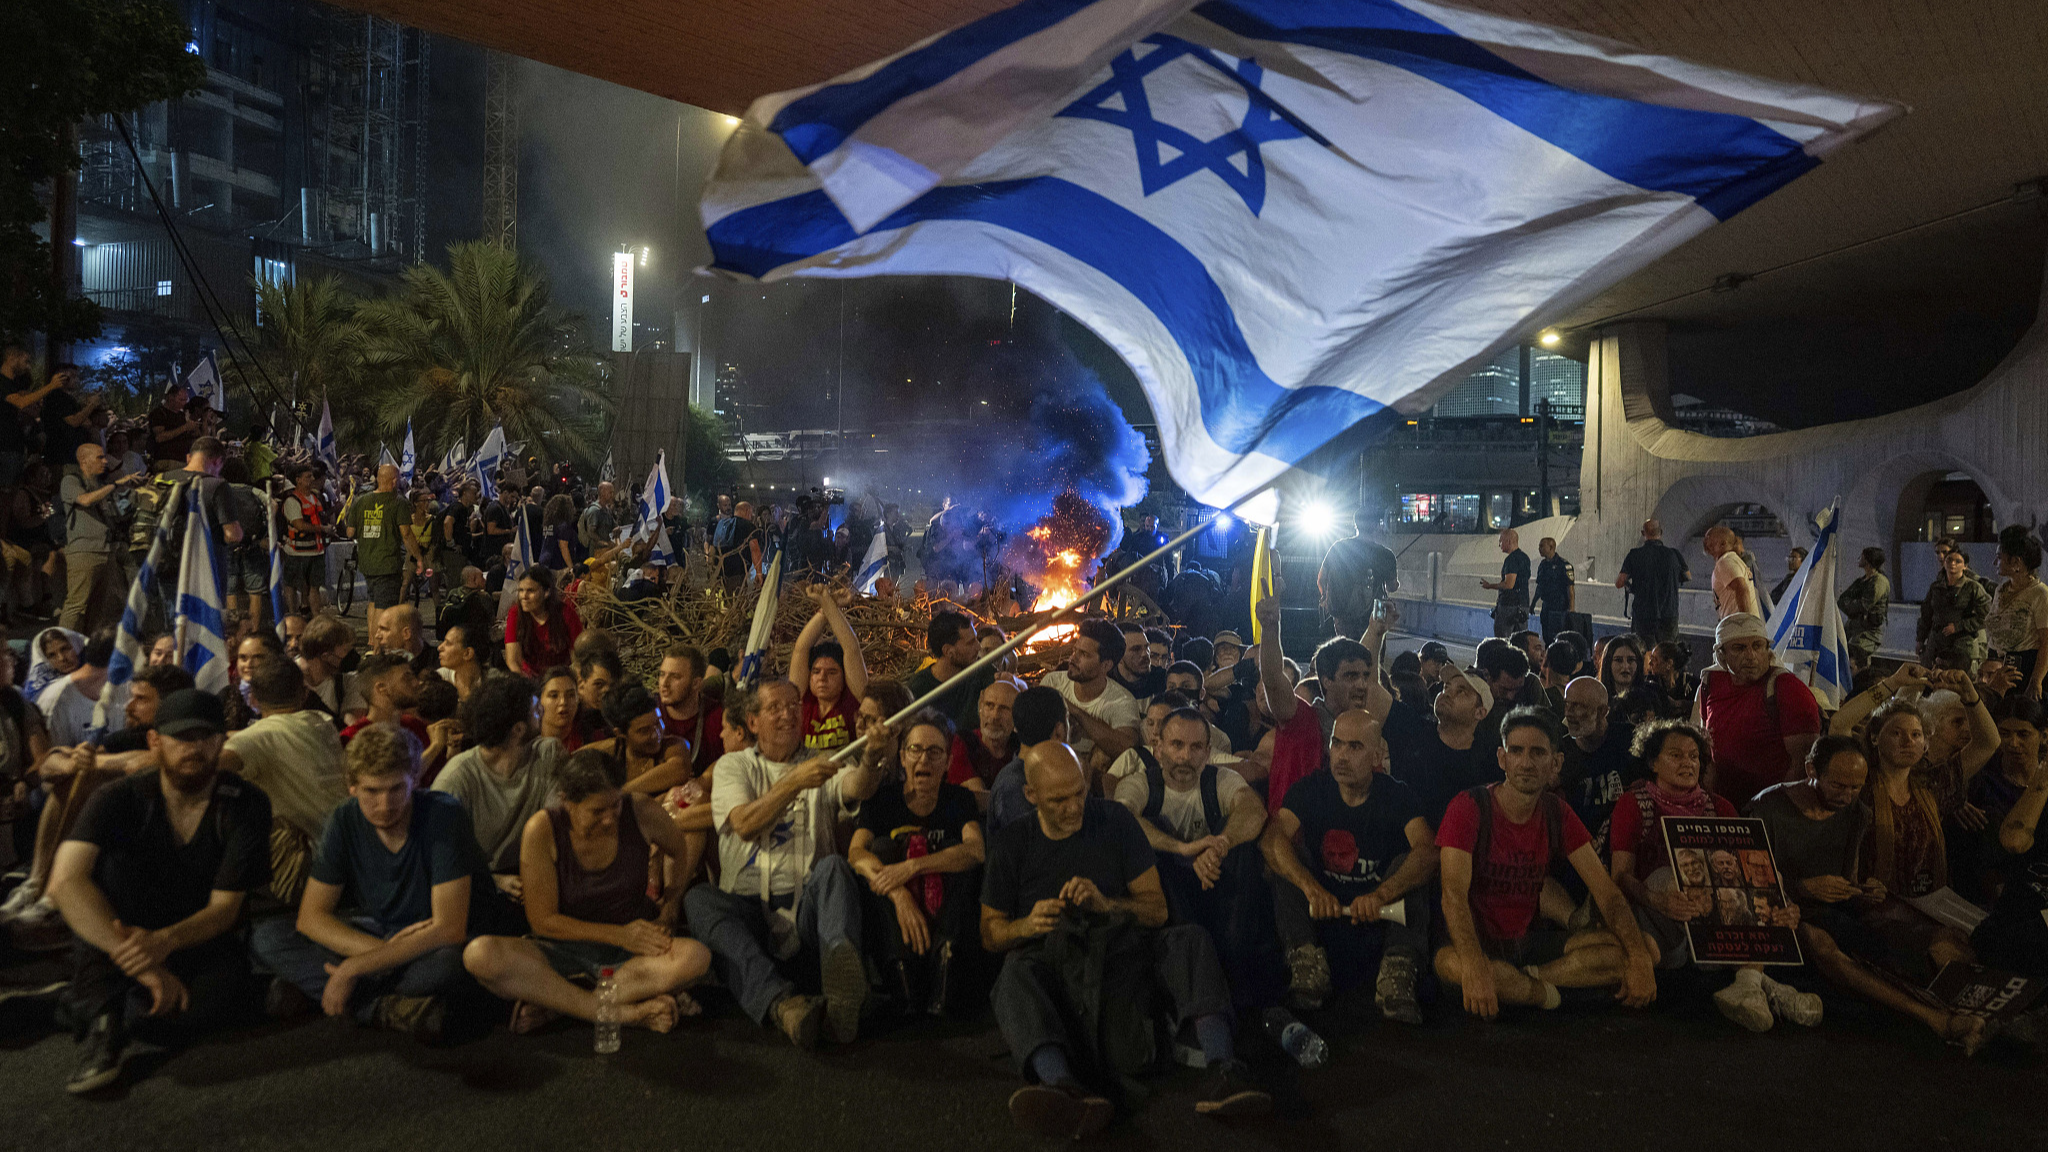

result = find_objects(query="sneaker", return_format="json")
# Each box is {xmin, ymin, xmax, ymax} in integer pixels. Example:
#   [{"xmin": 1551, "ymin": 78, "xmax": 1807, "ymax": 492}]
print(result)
[
  {"xmin": 773, "ymin": 993, "xmax": 824, "ymax": 1050},
  {"xmin": 925, "ymin": 939, "xmax": 953, "ymax": 1017},
  {"xmin": 7, "ymin": 898, "xmax": 72, "ymax": 953},
  {"xmin": 0, "ymin": 879, "xmax": 41, "ymax": 922},
  {"xmin": 1713, "ymin": 980, "xmax": 1774, "ymax": 1033},
  {"xmin": 821, "ymin": 939, "xmax": 866, "ymax": 1045},
  {"xmin": 1285, "ymin": 944, "xmax": 1330, "ymax": 1011},
  {"xmin": 265, "ymin": 976, "xmax": 315, "ymax": 1020},
  {"xmin": 1375, "ymin": 953, "xmax": 1424, "ymax": 1025},
  {"xmin": 1008, "ymin": 1080, "xmax": 1113, "ymax": 1139},
  {"xmin": 1193, "ymin": 1060, "xmax": 1273, "ymax": 1118},
  {"xmin": 1760, "ymin": 977, "xmax": 1823, "ymax": 1027},
  {"xmin": 66, "ymin": 1013, "xmax": 126, "ymax": 1095},
  {"xmin": 371, "ymin": 994, "xmax": 448, "ymax": 1043}
]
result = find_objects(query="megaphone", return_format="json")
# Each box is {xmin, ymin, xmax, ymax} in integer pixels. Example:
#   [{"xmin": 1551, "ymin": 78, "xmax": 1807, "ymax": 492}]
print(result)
[{"xmin": 1379, "ymin": 898, "xmax": 1407, "ymax": 926}]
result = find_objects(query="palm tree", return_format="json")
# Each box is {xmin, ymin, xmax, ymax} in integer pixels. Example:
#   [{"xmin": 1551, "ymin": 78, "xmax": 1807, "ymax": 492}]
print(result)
[
  {"xmin": 356, "ymin": 241, "xmax": 609, "ymax": 471},
  {"xmin": 250, "ymin": 273, "xmax": 367, "ymax": 438}
]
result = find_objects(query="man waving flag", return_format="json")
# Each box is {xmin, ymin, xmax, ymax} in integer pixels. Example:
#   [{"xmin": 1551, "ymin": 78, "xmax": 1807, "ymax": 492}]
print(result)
[{"xmin": 703, "ymin": 0, "xmax": 1900, "ymax": 517}]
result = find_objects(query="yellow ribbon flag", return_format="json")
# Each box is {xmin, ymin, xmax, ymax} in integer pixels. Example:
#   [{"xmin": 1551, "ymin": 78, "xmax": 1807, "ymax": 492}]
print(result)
[{"xmin": 1249, "ymin": 526, "xmax": 1276, "ymax": 646}]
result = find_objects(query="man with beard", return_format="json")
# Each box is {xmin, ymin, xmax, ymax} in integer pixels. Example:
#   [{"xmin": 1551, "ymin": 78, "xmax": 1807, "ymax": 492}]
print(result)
[
  {"xmin": 906, "ymin": 612, "xmax": 995, "ymax": 735},
  {"xmin": 1038, "ymin": 619, "xmax": 1142, "ymax": 775},
  {"xmin": 340, "ymin": 653, "xmax": 434, "ymax": 756},
  {"xmin": 948, "ymin": 678, "xmax": 1021, "ymax": 801},
  {"xmin": 656, "ymin": 643, "xmax": 724, "ymax": 776},
  {"xmin": 48, "ymin": 691, "xmax": 272, "ymax": 1093},
  {"xmin": 1111, "ymin": 621, "xmax": 1166, "ymax": 702},
  {"xmin": 1556, "ymin": 677, "xmax": 1638, "ymax": 850},
  {"xmin": 1255, "ymin": 595, "xmax": 1396, "ymax": 813},
  {"xmin": 1385, "ymin": 668, "xmax": 1501, "ymax": 828}
]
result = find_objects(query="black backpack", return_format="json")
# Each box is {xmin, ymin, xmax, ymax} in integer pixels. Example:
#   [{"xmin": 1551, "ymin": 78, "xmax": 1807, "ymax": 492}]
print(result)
[{"xmin": 1139, "ymin": 754, "xmax": 1225, "ymax": 838}]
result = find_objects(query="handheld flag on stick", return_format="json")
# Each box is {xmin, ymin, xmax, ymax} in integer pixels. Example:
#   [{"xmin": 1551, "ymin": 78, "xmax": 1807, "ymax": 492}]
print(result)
[
  {"xmin": 854, "ymin": 530, "xmax": 889, "ymax": 595},
  {"xmin": 174, "ymin": 485, "xmax": 231, "ymax": 693},
  {"xmin": 400, "ymin": 422, "xmax": 417, "ymax": 484},
  {"xmin": 316, "ymin": 397, "xmax": 336, "ymax": 470},
  {"xmin": 600, "ymin": 450, "xmax": 615, "ymax": 485},
  {"xmin": 736, "ymin": 551, "xmax": 783, "ymax": 690},
  {"xmin": 469, "ymin": 426, "xmax": 508, "ymax": 500},
  {"xmin": 185, "ymin": 350, "xmax": 223, "ymax": 414},
  {"xmin": 108, "ymin": 485, "xmax": 181, "ymax": 690},
  {"xmin": 1766, "ymin": 499, "xmax": 1857, "ymax": 711},
  {"xmin": 499, "ymin": 499, "xmax": 538, "ymax": 617}
]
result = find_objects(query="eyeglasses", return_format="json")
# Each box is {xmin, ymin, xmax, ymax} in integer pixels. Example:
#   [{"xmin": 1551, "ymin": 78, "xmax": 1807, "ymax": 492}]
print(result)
[{"xmin": 903, "ymin": 743, "xmax": 949, "ymax": 760}]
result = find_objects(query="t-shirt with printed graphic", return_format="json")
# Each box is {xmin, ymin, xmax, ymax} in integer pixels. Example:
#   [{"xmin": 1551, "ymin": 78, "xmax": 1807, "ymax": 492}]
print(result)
[
  {"xmin": 1281, "ymin": 768, "xmax": 1423, "ymax": 900},
  {"xmin": 1436, "ymin": 783, "xmax": 1591, "ymax": 942},
  {"xmin": 801, "ymin": 687, "xmax": 859, "ymax": 753},
  {"xmin": 345, "ymin": 489, "xmax": 411, "ymax": 576},
  {"xmin": 856, "ymin": 782, "xmax": 980, "ymax": 867}
]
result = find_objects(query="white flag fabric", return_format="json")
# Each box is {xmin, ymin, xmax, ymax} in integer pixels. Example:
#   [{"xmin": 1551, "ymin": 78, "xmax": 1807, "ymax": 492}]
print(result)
[
  {"xmin": 736, "ymin": 551, "xmax": 783, "ymax": 690},
  {"xmin": 379, "ymin": 446, "xmax": 396, "ymax": 468},
  {"xmin": 469, "ymin": 426, "xmax": 508, "ymax": 500},
  {"xmin": 704, "ymin": 0, "xmax": 1901, "ymax": 515},
  {"xmin": 400, "ymin": 422, "xmax": 417, "ymax": 485},
  {"xmin": 175, "ymin": 486, "xmax": 232, "ymax": 693},
  {"xmin": 108, "ymin": 485, "xmax": 181, "ymax": 691},
  {"xmin": 600, "ymin": 450, "xmax": 615, "ymax": 485},
  {"xmin": 185, "ymin": 350, "xmax": 223, "ymax": 414},
  {"xmin": 265, "ymin": 489, "xmax": 289, "ymax": 640},
  {"xmin": 630, "ymin": 451, "xmax": 674, "ymax": 565},
  {"xmin": 316, "ymin": 397, "xmax": 336, "ymax": 469},
  {"xmin": 438, "ymin": 438, "xmax": 466, "ymax": 479},
  {"xmin": 854, "ymin": 530, "xmax": 889, "ymax": 595},
  {"xmin": 1766, "ymin": 499, "xmax": 1856, "ymax": 711},
  {"xmin": 500, "ymin": 499, "xmax": 539, "ymax": 618}
]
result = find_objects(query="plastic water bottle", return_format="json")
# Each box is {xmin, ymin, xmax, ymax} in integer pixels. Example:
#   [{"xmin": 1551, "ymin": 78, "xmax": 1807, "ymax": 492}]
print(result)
[
  {"xmin": 594, "ymin": 967, "xmax": 621, "ymax": 1054},
  {"xmin": 1262, "ymin": 1006, "xmax": 1329, "ymax": 1069}
]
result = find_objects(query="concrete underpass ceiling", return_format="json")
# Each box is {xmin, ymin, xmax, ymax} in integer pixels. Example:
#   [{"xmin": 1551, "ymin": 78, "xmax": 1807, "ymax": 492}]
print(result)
[{"xmin": 340, "ymin": 0, "xmax": 2048, "ymax": 425}]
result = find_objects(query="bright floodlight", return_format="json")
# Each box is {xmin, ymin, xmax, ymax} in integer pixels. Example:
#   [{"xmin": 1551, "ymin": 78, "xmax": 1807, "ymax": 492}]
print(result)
[
  {"xmin": 723, "ymin": 115, "xmax": 740, "ymax": 127},
  {"xmin": 1301, "ymin": 502, "xmax": 1338, "ymax": 537},
  {"xmin": 1538, "ymin": 329, "xmax": 1561, "ymax": 347}
]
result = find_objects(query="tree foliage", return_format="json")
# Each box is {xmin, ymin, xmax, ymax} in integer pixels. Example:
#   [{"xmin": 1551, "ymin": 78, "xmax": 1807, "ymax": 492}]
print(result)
[{"xmin": 1, "ymin": 0, "xmax": 205, "ymax": 344}]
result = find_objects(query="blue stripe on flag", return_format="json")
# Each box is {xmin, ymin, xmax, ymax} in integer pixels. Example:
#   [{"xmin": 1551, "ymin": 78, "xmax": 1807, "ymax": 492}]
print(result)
[
  {"xmin": 708, "ymin": 176, "xmax": 1384, "ymax": 461},
  {"xmin": 769, "ymin": 0, "xmax": 1096, "ymax": 163},
  {"xmin": 1194, "ymin": 0, "xmax": 1815, "ymax": 220}
]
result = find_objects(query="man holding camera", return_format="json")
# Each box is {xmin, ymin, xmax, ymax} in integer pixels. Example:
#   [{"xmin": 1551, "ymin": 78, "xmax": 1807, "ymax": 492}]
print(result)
[{"xmin": 60, "ymin": 442, "xmax": 141, "ymax": 633}]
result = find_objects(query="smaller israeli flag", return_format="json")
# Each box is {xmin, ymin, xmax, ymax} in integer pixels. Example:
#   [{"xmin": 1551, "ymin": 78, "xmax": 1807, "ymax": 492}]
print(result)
[
  {"xmin": 400, "ymin": 423, "xmax": 416, "ymax": 484},
  {"xmin": 438, "ymin": 437, "xmax": 466, "ymax": 478},
  {"xmin": 499, "ymin": 495, "xmax": 539, "ymax": 617},
  {"xmin": 379, "ymin": 445, "xmax": 396, "ymax": 468},
  {"xmin": 736, "ymin": 551, "xmax": 783, "ymax": 690},
  {"xmin": 469, "ymin": 426, "xmax": 508, "ymax": 500},
  {"xmin": 1766, "ymin": 499, "xmax": 1856, "ymax": 711},
  {"xmin": 185, "ymin": 350, "xmax": 223, "ymax": 414},
  {"xmin": 108, "ymin": 484, "xmax": 182, "ymax": 690},
  {"xmin": 600, "ymin": 450, "xmax": 615, "ymax": 485},
  {"xmin": 264, "ymin": 489, "xmax": 288, "ymax": 640},
  {"xmin": 629, "ymin": 451, "xmax": 674, "ymax": 565},
  {"xmin": 174, "ymin": 485, "xmax": 231, "ymax": 693},
  {"xmin": 854, "ymin": 530, "xmax": 889, "ymax": 595},
  {"xmin": 316, "ymin": 397, "xmax": 336, "ymax": 470}
]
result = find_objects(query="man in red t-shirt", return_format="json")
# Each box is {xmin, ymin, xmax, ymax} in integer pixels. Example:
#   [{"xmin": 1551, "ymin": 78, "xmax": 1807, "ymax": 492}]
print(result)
[
  {"xmin": 948, "ymin": 678, "xmax": 1019, "ymax": 798},
  {"xmin": 1695, "ymin": 613, "xmax": 1821, "ymax": 806},
  {"xmin": 657, "ymin": 643, "xmax": 724, "ymax": 776},
  {"xmin": 1434, "ymin": 709, "xmax": 1658, "ymax": 1019},
  {"xmin": 1253, "ymin": 595, "xmax": 1394, "ymax": 815},
  {"xmin": 338, "ymin": 653, "xmax": 451, "ymax": 781},
  {"xmin": 791, "ymin": 585, "xmax": 867, "ymax": 754}
]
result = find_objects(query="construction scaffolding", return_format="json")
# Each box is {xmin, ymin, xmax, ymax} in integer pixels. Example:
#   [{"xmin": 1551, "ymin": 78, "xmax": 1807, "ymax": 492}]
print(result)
[
  {"xmin": 482, "ymin": 49, "xmax": 519, "ymax": 249},
  {"xmin": 308, "ymin": 11, "xmax": 431, "ymax": 262}
]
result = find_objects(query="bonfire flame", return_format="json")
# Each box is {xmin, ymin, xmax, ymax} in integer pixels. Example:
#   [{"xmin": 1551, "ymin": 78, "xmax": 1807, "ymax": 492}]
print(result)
[{"xmin": 1005, "ymin": 491, "xmax": 1116, "ymax": 652}]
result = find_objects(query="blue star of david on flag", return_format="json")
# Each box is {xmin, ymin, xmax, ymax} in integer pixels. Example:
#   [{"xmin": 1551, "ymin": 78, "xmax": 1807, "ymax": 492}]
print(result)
[{"xmin": 1057, "ymin": 35, "xmax": 1320, "ymax": 216}]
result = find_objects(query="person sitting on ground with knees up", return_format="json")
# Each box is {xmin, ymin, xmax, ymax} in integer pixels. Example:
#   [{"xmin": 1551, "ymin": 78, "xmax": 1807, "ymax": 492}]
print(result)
[
  {"xmin": 849, "ymin": 710, "xmax": 986, "ymax": 1016},
  {"xmin": 1748, "ymin": 736, "xmax": 1993, "ymax": 1054},
  {"xmin": 681, "ymin": 679, "xmax": 883, "ymax": 1048},
  {"xmin": 983, "ymin": 742, "xmax": 1269, "ymax": 1139},
  {"xmin": 47, "ymin": 691, "xmax": 272, "ymax": 1094},
  {"xmin": 986, "ymin": 684, "xmax": 1069, "ymax": 834},
  {"xmin": 1433, "ymin": 708, "xmax": 1659, "ymax": 1018},
  {"xmin": 582, "ymin": 680, "xmax": 694, "ymax": 800},
  {"xmin": 432, "ymin": 673, "xmax": 568, "ymax": 901},
  {"xmin": 464, "ymin": 747, "xmax": 711, "ymax": 1036},
  {"xmin": 1607, "ymin": 720, "xmax": 1816, "ymax": 1033},
  {"xmin": 1111, "ymin": 706, "xmax": 1270, "ymax": 996},
  {"xmin": 1263, "ymin": 709, "xmax": 1436, "ymax": 1023},
  {"xmin": 251, "ymin": 724, "xmax": 502, "ymax": 1040},
  {"xmin": 220, "ymin": 657, "xmax": 348, "ymax": 905},
  {"xmin": 948, "ymin": 677, "xmax": 1021, "ymax": 806}
]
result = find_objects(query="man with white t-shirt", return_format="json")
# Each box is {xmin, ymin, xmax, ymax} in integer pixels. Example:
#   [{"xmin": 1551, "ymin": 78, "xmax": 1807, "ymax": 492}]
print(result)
[
  {"xmin": 1112, "ymin": 708, "xmax": 1268, "ymax": 992},
  {"xmin": 38, "ymin": 630, "xmax": 114, "ymax": 747},
  {"xmin": 1705, "ymin": 526, "xmax": 1760, "ymax": 620},
  {"xmin": 1037, "ymin": 619, "xmax": 1140, "ymax": 779}
]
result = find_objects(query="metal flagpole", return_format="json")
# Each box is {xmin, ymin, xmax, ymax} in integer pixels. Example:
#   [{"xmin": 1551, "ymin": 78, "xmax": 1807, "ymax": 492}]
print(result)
[{"xmin": 827, "ymin": 484, "xmax": 1275, "ymax": 765}]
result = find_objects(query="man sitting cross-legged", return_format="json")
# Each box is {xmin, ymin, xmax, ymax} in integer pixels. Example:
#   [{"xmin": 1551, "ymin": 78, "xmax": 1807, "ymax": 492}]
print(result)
[
  {"xmin": 1110, "ymin": 706, "xmax": 1271, "ymax": 997},
  {"xmin": 682, "ymin": 679, "xmax": 883, "ymax": 1048},
  {"xmin": 251, "ymin": 723, "xmax": 504, "ymax": 1040},
  {"xmin": 1434, "ymin": 707, "xmax": 1660, "ymax": 1018},
  {"xmin": 983, "ymin": 742, "xmax": 1268, "ymax": 1140},
  {"xmin": 464, "ymin": 747, "xmax": 712, "ymax": 1037},
  {"xmin": 1262, "ymin": 709, "xmax": 1437, "ymax": 1023},
  {"xmin": 47, "ymin": 691, "xmax": 271, "ymax": 1094}
]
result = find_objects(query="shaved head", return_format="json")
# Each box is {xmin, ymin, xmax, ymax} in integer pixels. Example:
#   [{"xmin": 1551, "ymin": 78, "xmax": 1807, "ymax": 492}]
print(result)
[
  {"xmin": 1563, "ymin": 676, "xmax": 1609, "ymax": 708},
  {"xmin": 1562, "ymin": 675, "xmax": 1610, "ymax": 744},
  {"xmin": 1642, "ymin": 519, "xmax": 1662, "ymax": 539},
  {"xmin": 1023, "ymin": 742, "xmax": 1084, "ymax": 794},
  {"xmin": 1022, "ymin": 742, "xmax": 1089, "ymax": 837},
  {"xmin": 376, "ymin": 463, "xmax": 400, "ymax": 489}
]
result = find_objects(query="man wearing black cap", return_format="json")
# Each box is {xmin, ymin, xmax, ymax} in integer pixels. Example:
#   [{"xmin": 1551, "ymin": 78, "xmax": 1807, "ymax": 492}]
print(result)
[{"xmin": 46, "ymin": 690, "xmax": 273, "ymax": 1094}]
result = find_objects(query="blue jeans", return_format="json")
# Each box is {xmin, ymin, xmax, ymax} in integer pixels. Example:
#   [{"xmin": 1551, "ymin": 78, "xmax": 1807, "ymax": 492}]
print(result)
[
  {"xmin": 683, "ymin": 855, "xmax": 861, "ymax": 1024},
  {"xmin": 250, "ymin": 914, "xmax": 468, "ymax": 1023}
]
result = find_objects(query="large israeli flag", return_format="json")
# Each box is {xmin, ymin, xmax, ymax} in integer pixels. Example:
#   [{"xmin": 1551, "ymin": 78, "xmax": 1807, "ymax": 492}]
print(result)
[
  {"xmin": 703, "ymin": 0, "xmax": 1900, "ymax": 513},
  {"xmin": 854, "ymin": 530, "xmax": 889, "ymax": 595},
  {"xmin": 174, "ymin": 486, "xmax": 232, "ymax": 694},
  {"xmin": 1766, "ymin": 499, "xmax": 1855, "ymax": 711}
]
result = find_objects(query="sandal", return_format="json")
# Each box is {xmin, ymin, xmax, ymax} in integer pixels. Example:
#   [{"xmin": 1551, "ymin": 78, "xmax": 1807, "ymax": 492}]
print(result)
[{"xmin": 510, "ymin": 999, "xmax": 559, "ymax": 1035}]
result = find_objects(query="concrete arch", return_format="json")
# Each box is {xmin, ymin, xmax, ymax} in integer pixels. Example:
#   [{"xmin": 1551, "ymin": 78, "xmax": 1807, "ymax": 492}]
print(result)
[{"xmin": 1649, "ymin": 473, "xmax": 1802, "ymax": 549}]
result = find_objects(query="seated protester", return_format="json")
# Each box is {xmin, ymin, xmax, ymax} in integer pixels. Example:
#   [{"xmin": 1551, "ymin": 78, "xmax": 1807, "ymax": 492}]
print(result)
[
  {"xmin": 988, "ymin": 686, "xmax": 1067, "ymax": 834},
  {"xmin": 3, "ymin": 664, "xmax": 188, "ymax": 952},
  {"xmin": 251, "ymin": 724, "xmax": 500, "ymax": 1039},
  {"xmin": 849, "ymin": 680, "xmax": 915, "ymax": 791},
  {"xmin": 1039, "ymin": 619, "xmax": 1143, "ymax": 779},
  {"xmin": 221, "ymin": 631, "xmax": 286, "ymax": 734},
  {"xmin": 1851, "ymin": 694, "xmax": 1988, "ymax": 900},
  {"xmin": 38, "ymin": 628, "xmax": 114, "ymax": 748},
  {"xmin": 657, "ymin": 642, "xmax": 726, "ymax": 778},
  {"xmin": 947, "ymin": 678, "xmax": 1021, "ymax": 802},
  {"xmin": 1608, "ymin": 720, "xmax": 1818, "ymax": 1032},
  {"xmin": 296, "ymin": 613, "xmax": 356, "ymax": 730},
  {"xmin": 1750, "ymin": 736, "xmax": 1992, "ymax": 1053},
  {"xmin": 1599, "ymin": 635, "xmax": 1664, "ymax": 732},
  {"xmin": 681, "ymin": 679, "xmax": 884, "ymax": 1048},
  {"xmin": 983, "ymin": 743, "xmax": 1268, "ymax": 1139},
  {"xmin": 1696, "ymin": 613, "xmax": 1822, "ymax": 807},
  {"xmin": 1470, "ymin": 639, "xmax": 1539, "ymax": 749},
  {"xmin": 1386, "ymin": 668, "xmax": 1502, "ymax": 828},
  {"xmin": 575, "ymin": 681, "xmax": 692, "ymax": 798},
  {"xmin": 849, "ymin": 711, "xmax": 986, "ymax": 1016},
  {"xmin": 221, "ymin": 658, "xmax": 348, "ymax": 904},
  {"xmin": 1417, "ymin": 642, "xmax": 1453, "ymax": 696},
  {"xmin": 789, "ymin": 584, "xmax": 868, "ymax": 754},
  {"xmin": 1110, "ymin": 620, "xmax": 1166, "ymax": 703},
  {"xmin": 1829, "ymin": 665, "xmax": 1999, "ymax": 889},
  {"xmin": 464, "ymin": 747, "xmax": 711, "ymax": 1036},
  {"xmin": 1555, "ymin": 677, "xmax": 1640, "ymax": 854},
  {"xmin": 26, "ymin": 626, "xmax": 86, "ymax": 702},
  {"xmin": 375, "ymin": 603, "xmax": 438, "ymax": 675},
  {"xmin": 47, "ymin": 690, "xmax": 271, "ymax": 1094},
  {"xmin": 1261, "ymin": 709, "xmax": 1436, "ymax": 1022},
  {"xmin": 432, "ymin": 673, "xmax": 567, "ymax": 901},
  {"xmin": 1433, "ymin": 708, "xmax": 1660, "ymax": 1019},
  {"xmin": 503, "ymin": 567, "xmax": 583, "ymax": 678},
  {"xmin": 412, "ymin": 676, "xmax": 462, "ymax": 789},
  {"xmin": 1111, "ymin": 707, "xmax": 1269, "ymax": 995},
  {"xmin": 340, "ymin": 653, "xmax": 440, "ymax": 761},
  {"xmin": 436, "ymin": 624, "xmax": 484, "ymax": 702},
  {"xmin": 907, "ymin": 611, "xmax": 998, "ymax": 734},
  {"xmin": 1971, "ymin": 697, "xmax": 2048, "ymax": 894},
  {"xmin": 1161, "ymin": 660, "xmax": 1205, "ymax": 705},
  {"xmin": 1976, "ymin": 715, "xmax": 2048, "ymax": 982},
  {"xmin": 1252, "ymin": 595, "xmax": 1394, "ymax": 813},
  {"xmin": 1106, "ymin": 693, "xmax": 1191, "ymax": 788},
  {"xmin": 537, "ymin": 666, "xmax": 594, "ymax": 752},
  {"xmin": 573, "ymin": 649, "xmax": 623, "ymax": 747},
  {"xmin": 1540, "ymin": 642, "xmax": 1576, "ymax": 711}
]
